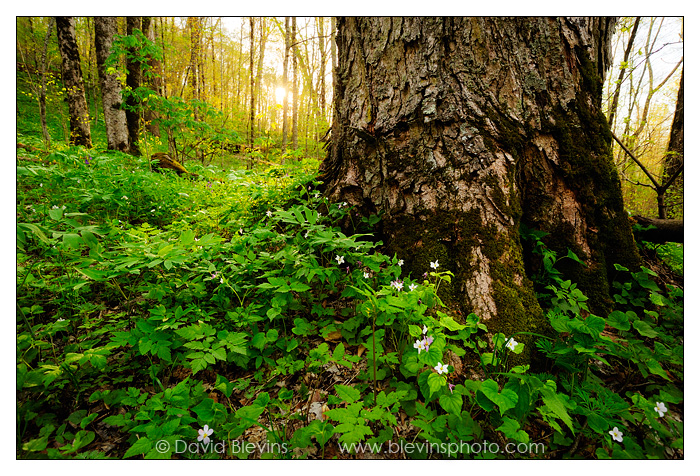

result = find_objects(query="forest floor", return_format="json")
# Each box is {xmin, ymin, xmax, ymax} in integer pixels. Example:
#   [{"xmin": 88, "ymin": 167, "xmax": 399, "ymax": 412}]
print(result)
[{"xmin": 16, "ymin": 135, "xmax": 683, "ymax": 460}]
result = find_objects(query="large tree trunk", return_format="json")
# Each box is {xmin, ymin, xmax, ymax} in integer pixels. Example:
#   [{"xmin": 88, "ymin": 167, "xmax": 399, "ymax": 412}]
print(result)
[
  {"xmin": 125, "ymin": 16, "xmax": 143, "ymax": 156},
  {"xmin": 94, "ymin": 17, "xmax": 129, "ymax": 152},
  {"xmin": 56, "ymin": 17, "xmax": 92, "ymax": 147},
  {"xmin": 320, "ymin": 17, "xmax": 639, "ymax": 351}
]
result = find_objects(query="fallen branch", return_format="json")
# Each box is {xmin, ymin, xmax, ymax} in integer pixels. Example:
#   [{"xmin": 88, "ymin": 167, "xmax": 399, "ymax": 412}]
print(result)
[{"xmin": 632, "ymin": 215, "xmax": 683, "ymax": 243}]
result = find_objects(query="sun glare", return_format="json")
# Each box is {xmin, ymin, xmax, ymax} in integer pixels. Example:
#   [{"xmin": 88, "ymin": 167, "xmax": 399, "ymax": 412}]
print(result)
[{"xmin": 275, "ymin": 87, "xmax": 287, "ymax": 105}]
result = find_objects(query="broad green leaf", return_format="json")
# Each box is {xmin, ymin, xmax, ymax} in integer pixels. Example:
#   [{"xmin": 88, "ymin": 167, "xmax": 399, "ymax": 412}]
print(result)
[
  {"xmin": 586, "ymin": 412, "xmax": 609, "ymax": 434},
  {"xmin": 645, "ymin": 359, "xmax": 671, "ymax": 380},
  {"xmin": 124, "ymin": 436, "xmax": 152, "ymax": 458},
  {"xmin": 607, "ymin": 310, "xmax": 631, "ymax": 331},
  {"xmin": 497, "ymin": 416, "xmax": 529, "ymax": 443},
  {"xmin": 332, "ymin": 342, "xmax": 345, "ymax": 361},
  {"xmin": 439, "ymin": 392, "xmax": 463, "ymax": 414},
  {"xmin": 63, "ymin": 233, "xmax": 82, "ymax": 249},
  {"xmin": 632, "ymin": 320, "xmax": 658, "ymax": 338},
  {"xmin": 335, "ymin": 384, "xmax": 361, "ymax": 403},
  {"xmin": 439, "ymin": 314, "xmax": 466, "ymax": 331},
  {"xmin": 479, "ymin": 379, "xmax": 518, "ymax": 416},
  {"xmin": 192, "ymin": 398, "xmax": 222, "ymax": 421},
  {"xmin": 539, "ymin": 386, "xmax": 574, "ymax": 434},
  {"xmin": 427, "ymin": 372, "xmax": 447, "ymax": 397}
]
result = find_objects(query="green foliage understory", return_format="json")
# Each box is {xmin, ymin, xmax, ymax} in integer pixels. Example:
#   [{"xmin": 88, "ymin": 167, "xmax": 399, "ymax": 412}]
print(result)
[{"xmin": 17, "ymin": 145, "xmax": 683, "ymax": 460}]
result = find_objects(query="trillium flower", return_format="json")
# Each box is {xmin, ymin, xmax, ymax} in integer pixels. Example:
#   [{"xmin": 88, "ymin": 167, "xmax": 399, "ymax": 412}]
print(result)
[
  {"xmin": 505, "ymin": 338, "xmax": 518, "ymax": 351},
  {"xmin": 654, "ymin": 402, "xmax": 668, "ymax": 418},
  {"xmin": 414, "ymin": 339, "xmax": 426, "ymax": 353},
  {"xmin": 434, "ymin": 362, "xmax": 449, "ymax": 375},
  {"xmin": 335, "ymin": 255, "xmax": 345, "ymax": 265},
  {"xmin": 197, "ymin": 425, "xmax": 214, "ymax": 444},
  {"xmin": 609, "ymin": 426, "xmax": 623, "ymax": 443},
  {"xmin": 430, "ymin": 260, "xmax": 439, "ymax": 269}
]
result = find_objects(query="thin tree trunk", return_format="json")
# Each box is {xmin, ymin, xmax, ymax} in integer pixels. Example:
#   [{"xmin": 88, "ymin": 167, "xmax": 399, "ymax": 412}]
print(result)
[
  {"xmin": 321, "ymin": 18, "xmax": 639, "ymax": 357},
  {"xmin": 125, "ymin": 16, "xmax": 142, "ymax": 155},
  {"xmin": 282, "ymin": 17, "xmax": 290, "ymax": 150},
  {"xmin": 318, "ymin": 17, "xmax": 327, "ymax": 120},
  {"xmin": 39, "ymin": 17, "xmax": 55, "ymax": 149},
  {"xmin": 256, "ymin": 18, "xmax": 267, "ymax": 121},
  {"xmin": 55, "ymin": 16, "xmax": 92, "ymax": 147},
  {"xmin": 607, "ymin": 17, "xmax": 640, "ymax": 128},
  {"xmin": 94, "ymin": 16, "xmax": 129, "ymax": 152},
  {"xmin": 141, "ymin": 16, "xmax": 161, "ymax": 137},
  {"xmin": 249, "ymin": 17, "xmax": 256, "ymax": 151},
  {"xmin": 291, "ymin": 17, "xmax": 298, "ymax": 150}
]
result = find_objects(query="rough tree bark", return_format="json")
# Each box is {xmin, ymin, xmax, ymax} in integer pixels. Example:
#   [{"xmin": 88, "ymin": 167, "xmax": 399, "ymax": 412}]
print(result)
[
  {"xmin": 94, "ymin": 17, "xmax": 129, "ymax": 152},
  {"xmin": 56, "ymin": 16, "xmax": 92, "ymax": 147},
  {"xmin": 320, "ymin": 17, "xmax": 639, "ymax": 353}
]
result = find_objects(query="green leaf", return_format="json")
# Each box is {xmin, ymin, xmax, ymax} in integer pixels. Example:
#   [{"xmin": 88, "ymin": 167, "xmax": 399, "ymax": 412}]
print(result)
[
  {"xmin": 427, "ymin": 372, "xmax": 447, "ymax": 397},
  {"xmin": 632, "ymin": 320, "xmax": 658, "ymax": 338},
  {"xmin": 479, "ymin": 379, "xmax": 518, "ymax": 416},
  {"xmin": 124, "ymin": 436, "xmax": 152, "ymax": 458},
  {"xmin": 497, "ymin": 416, "xmax": 529, "ymax": 443},
  {"xmin": 539, "ymin": 386, "xmax": 574, "ymax": 434},
  {"xmin": 645, "ymin": 359, "xmax": 671, "ymax": 380},
  {"xmin": 438, "ymin": 392, "xmax": 463, "ymax": 414},
  {"xmin": 63, "ymin": 233, "xmax": 82, "ymax": 249},
  {"xmin": 48, "ymin": 207, "xmax": 64, "ymax": 221},
  {"xmin": 607, "ymin": 310, "xmax": 631, "ymax": 331},
  {"xmin": 335, "ymin": 384, "xmax": 361, "ymax": 403},
  {"xmin": 192, "ymin": 398, "xmax": 217, "ymax": 421},
  {"xmin": 586, "ymin": 412, "xmax": 609, "ymax": 434},
  {"xmin": 332, "ymin": 343, "xmax": 345, "ymax": 361},
  {"xmin": 439, "ymin": 314, "xmax": 466, "ymax": 331}
]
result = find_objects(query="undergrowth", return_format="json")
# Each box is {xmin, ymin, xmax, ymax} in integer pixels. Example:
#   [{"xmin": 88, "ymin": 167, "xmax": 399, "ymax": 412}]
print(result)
[{"xmin": 16, "ymin": 143, "xmax": 683, "ymax": 459}]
